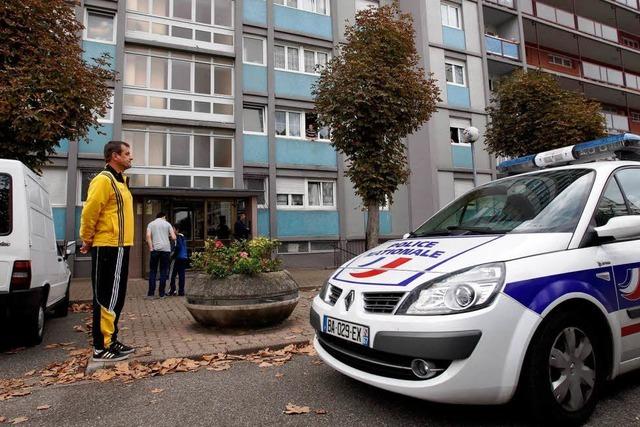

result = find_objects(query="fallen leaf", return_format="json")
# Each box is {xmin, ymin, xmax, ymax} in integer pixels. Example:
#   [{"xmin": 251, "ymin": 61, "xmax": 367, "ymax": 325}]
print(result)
[
  {"xmin": 0, "ymin": 417, "xmax": 6, "ymax": 422},
  {"xmin": 10, "ymin": 417, "xmax": 28, "ymax": 424},
  {"xmin": 315, "ymin": 409, "xmax": 328, "ymax": 415},
  {"xmin": 284, "ymin": 403, "xmax": 311, "ymax": 415},
  {"xmin": 284, "ymin": 335, "xmax": 297, "ymax": 340},
  {"xmin": 290, "ymin": 328, "xmax": 304, "ymax": 334},
  {"xmin": 45, "ymin": 344, "xmax": 61, "ymax": 349},
  {"xmin": 4, "ymin": 347, "xmax": 26, "ymax": 355},
  {"xmin": 10, "ymin": 391, "xmax": 31, "ymax": 397},
  {"xmin": 150, "ymin": 388, "xmax": 164, "ymax": 394},
  {"xmin": 258, "ymin": 362, "xmax": 273, "ymax": 368},
  {"xmin": 275, "ymin": 373, "xmax": 284, "ymax": 378},
  {"xmin": 37, "ymin": 405, "xmax": 50, "ymax": 410},
  {"xmin": 312, "ymin": 360, "xmax": 323, "ymax": 365},
  {"xmin": 23, "ymin": 370, "xmax": 35, "ymax": 377},
  {"xmin": 72, "ymin": 325, "xmax": 85, "ymax": 333}
]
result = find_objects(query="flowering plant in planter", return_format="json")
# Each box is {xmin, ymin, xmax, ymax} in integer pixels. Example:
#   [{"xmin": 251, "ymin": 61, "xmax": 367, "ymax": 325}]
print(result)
[{"xmin": 191, "ymin": 237, "xmax": 282, "ymax": 279}]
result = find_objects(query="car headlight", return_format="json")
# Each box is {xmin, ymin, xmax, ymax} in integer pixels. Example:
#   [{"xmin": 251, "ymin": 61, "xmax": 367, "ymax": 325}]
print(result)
[
  {"xmin": 396, "ymin": 263, "xmax": 505, "ymax": 315},
  {"xmin": 318, "ymin": 280, "xmax": 331, "ymax": 303}
]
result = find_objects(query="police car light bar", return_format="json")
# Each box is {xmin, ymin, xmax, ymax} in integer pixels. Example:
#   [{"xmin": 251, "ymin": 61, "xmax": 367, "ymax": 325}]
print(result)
[{"xmin": 497, "ymin": 133, "xmax": 640, "ymax": 175}]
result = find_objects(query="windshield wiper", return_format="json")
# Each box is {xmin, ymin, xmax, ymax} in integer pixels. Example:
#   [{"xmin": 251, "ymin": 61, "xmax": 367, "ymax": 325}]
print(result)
[{"xmin": 445, "ymin": 225, "xmax": 501, "ymax": 235}]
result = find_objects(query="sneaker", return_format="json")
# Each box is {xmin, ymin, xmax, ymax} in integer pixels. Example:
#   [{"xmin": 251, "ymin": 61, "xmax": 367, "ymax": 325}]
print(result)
[
  {"xmin": 111, "ymin": 340, "xmax": 135, "ymax": 355},
  {"xmin": 167, "ymin": 290, "xmax": 176, "ymax": 296},
  {"xmin": 92, "ymin": 348, "xmax": 129, "ymax": 362}
]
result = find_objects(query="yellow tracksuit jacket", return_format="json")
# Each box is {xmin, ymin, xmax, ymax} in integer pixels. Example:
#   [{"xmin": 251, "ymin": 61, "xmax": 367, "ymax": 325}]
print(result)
[{"xmin": 80, "ymin": 170, "xmax": 134, "ymax": 247}]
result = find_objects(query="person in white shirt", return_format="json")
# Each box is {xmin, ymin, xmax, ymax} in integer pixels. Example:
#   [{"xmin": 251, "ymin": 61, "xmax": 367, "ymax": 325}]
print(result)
[{"xmin": 146, "ymin": 212, "xmax": 176, "ymax": 297}]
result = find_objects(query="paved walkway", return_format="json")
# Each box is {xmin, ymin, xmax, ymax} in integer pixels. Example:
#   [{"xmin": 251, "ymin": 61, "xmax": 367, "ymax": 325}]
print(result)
[{"xmin": 68, "ymin": 269, "xmax": 332, "ymax": 363}]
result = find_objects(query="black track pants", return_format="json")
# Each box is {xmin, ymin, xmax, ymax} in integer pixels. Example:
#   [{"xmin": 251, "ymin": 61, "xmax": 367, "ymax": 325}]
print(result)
[{"xmin": 91, "ymin": 246, "xmax": 130, "ymax": 350}]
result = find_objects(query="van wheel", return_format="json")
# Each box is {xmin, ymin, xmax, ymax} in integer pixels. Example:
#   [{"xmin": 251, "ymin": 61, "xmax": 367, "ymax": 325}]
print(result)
[
  {"xmin": 26, "ymin": 300, "xmax": 46, "ymax": 346},
  {"xmin": 519, "ymin": 311, "xmax": 605, "ymax": 426},
  {"xmin": 53, "ymin": 280, "xmax": 70, "ymax": 318}
]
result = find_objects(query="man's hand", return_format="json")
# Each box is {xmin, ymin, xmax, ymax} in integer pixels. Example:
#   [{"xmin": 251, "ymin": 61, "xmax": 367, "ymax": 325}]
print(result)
[{"xmin": 80, "ymin": 241, "xmax": 92, "ymax": 254}]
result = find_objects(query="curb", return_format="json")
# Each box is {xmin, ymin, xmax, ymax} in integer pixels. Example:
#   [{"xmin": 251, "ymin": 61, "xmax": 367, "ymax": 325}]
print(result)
[{"xmin": 84, "ymin": 337, "xmax": 313, "ymax": 375}]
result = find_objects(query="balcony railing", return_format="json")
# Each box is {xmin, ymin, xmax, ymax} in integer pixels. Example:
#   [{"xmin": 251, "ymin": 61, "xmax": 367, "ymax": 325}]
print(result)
[
  {"xmin": 485, "ymin": 35, "xmax": 520, "ymax": 59},
  {"xmin": 601, "ymin": 112, "xmax": 630, "ymax": 133},
  {"xmin": 484, "ymin": 0, "xmax": 515, "ymax": 8},
  {"xmin": 583, "ymin": 61, "xmax": 624, "ymax": 86},
  {"xmin": 576, "ymin": 16, "xmax": 618, "ymax": 43}
]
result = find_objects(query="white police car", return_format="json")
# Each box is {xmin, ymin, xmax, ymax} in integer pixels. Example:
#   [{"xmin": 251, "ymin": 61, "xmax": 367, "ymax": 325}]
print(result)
[{"xmin": 311, "ymin": 133, "xmax": 640, "ymax": 425}]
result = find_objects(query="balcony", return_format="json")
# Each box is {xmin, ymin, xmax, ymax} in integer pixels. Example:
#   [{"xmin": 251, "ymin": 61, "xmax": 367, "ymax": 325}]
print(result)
[
  {"xmin": 244, "ymin": 0, "xmax": 267, "ymax": 26},
  {"xmin": 602, "ymin": 111, "xmax": 630, "ymax": 133},
  {"xmin": 615, "ymin": 0, "xmax": 639, "ymax": 10},
  {"xmin": 125, "ymin": 11, "xmax": 234, "ymax": 54},
  {"xmin": 576, "ymin": 16, "xmax": 618, "ymax": 43},
  {"xmin": 484, "ymin": 0, "xmax": 515, "ymax": 8},
  {"xmin": 82, "ymin": 41, "xmax": 116, "ymax": 70},
  {"xmin": 274, "ymin": 70, "xmax": 318, "ymax": 99},
  {"xmin": 275, "ymin": 137, "xmax": 337, "ymax": 168},
  {"xmin": 273, "ymin": 4, "xmax": 332, "ymax": 40},
  {"xmin": 485, "ymin": 34, "xmax": 520, "ymax": 60}
]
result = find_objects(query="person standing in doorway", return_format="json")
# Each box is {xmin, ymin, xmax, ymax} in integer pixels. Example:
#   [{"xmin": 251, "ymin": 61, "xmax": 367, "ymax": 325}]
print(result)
[
  {"xmin": 234, "ymin": 212, "xmax": 250, "ymax": 240},
  {"xmin": 146, "ymin": 212, "xmax": 176, "ymax": 298},
  {"xmin": 168, "ymin": 224, "xmax": 188, "ymax": 296},
  {"xmin": 80, "ymin": 140, "xmax": 136, "ymax": 362}
]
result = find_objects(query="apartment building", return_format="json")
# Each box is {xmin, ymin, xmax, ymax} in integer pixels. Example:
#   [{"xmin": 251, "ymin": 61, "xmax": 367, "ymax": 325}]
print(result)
[{"xmin": 41, "ymin": 0, "xmax": 640, "ymax": 276}]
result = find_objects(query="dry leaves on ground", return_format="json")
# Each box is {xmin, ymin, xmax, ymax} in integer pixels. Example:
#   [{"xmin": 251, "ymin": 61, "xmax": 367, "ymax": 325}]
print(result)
[
  {"xmin": 150, "ymin": 388, "xmax": 164, "ymax": 394},
  {"xmin": 4, "ymin": 347, "xmax": 26, "ymax": 355},
  {"xmin": 69, "ymin": 303, "xmax": 92, "ymax": 313},
  {"xmin": 36, "ymin": 405, "xmax": 50, "ymax": 410},
  {"xmin": 10, "ymin": 416, "xmax": 28, "ymax": 424},
  {"xmin": 283, "ymin": 403, "xmax": 311, "ymax": 415},
  {"xmin": 315, "ymin": 409, "xmax": 328, "ymax": 415}
]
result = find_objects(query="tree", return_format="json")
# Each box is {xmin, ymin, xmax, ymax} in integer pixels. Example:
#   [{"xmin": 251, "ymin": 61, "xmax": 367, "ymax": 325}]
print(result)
[
  {"xmin": 0, "ymin": 0, "xmax": 116, "ymax": 171},
  {"xmin": 485, "ymin": 69, "xmax": 605, "ymax": 158},
  {"xmin": 313, "ymin": 2, "xmax": 440, "ymax": 249}
]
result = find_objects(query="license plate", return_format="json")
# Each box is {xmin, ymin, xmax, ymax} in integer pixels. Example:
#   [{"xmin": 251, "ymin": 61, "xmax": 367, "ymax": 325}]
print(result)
[{"xmin": 323, "ymin": 315, "xmax": 369, "ymax": 347}]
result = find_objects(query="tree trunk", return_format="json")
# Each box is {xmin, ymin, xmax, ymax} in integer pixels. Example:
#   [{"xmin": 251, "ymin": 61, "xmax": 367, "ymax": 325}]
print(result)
[{"xmin": 366, "ymin": 202, "xmax": 379, "ymax": 250}]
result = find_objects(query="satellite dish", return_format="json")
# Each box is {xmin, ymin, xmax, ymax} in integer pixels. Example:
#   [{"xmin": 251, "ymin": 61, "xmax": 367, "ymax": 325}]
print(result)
[{"xmin": 462, "ymin": 126, "xmax": 479, "ymax": 143}]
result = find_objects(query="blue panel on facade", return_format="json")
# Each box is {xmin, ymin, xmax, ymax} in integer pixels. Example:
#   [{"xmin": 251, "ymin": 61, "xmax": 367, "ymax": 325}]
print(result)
[
  {"xmin": 274, "ymin": 70, "xmax": 317, "ymax": 99},
  {"xmin": 82, "ymin": 41, "xmax": 116, "ymax": 70},
  {"xmin": 502, "ymin": 41, "xmax": 519, "ymax": 59},
  {"xmin": 257, "ymin": 208, "xmax": 270, "ymax": 236},
  {"xmin": 485, "ymin": 36, "xmax": 502, "ymax": 55},
  {"xmin": 274, "ymin": 5, "xmax": 332, "ymax": 40},
  {"xmin": 276, "ymin": 210, "xmax": 339, "ymax": 237},
  {"xmin": 442, "ymin": 27, "xmax": 466, "ymax": 50},
  {"xmin": 380, "ymin": 211, "xmax": 392, "ymax": 235},
  {"xmin": 446, "ymin": 84, "xmax": 471, "ymax": 108},
  {"xmin": 276, "ymin": 138, "xmax": 336, "ymax": 168},
  {"xmin": 452, "ymin": 144, "xmax": 473, "ymax": 169},
  {"xmin": 244, "ymin": 0, "xmax": 267, "ymax": 26},
  {"xmin": 52, "ymin": 208, "xmax": 66, "ymax": 240},
  {"xmin": 243, "ymin": 134, "xmax": 269, "ymax": 164},
  {"xmin": 243, "ymin": 64, "xmax": 268, "ymax": 94},
  {"xmin": 56, "ymin": 139, "xmax": 70, "ymax": 154},
  {"xmin": 79, "ymin": 124, "xmax": 113, "ymax": 154}
]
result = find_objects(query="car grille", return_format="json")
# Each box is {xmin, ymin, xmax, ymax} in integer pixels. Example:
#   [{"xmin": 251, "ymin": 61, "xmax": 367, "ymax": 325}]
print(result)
[
  {"xmin": 317, "ymin": 332, "xmax": 450, "ymax": 381},
  {"xmin": 328, "ymin": 285, "xmax": 343, "ymax": 305},
  {"xmin": 363, "ymin": 292, "xmax": 405, "ymax": 313}
]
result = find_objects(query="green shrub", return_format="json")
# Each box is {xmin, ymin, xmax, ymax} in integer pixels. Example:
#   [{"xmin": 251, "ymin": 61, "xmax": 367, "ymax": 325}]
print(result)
[{"xmin": 191, "ymin": 238, "xmax": 282, "ymax": 279}]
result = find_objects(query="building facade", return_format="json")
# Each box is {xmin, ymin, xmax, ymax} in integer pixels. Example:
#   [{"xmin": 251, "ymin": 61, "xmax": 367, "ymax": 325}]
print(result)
[{"xmin": 42, "ymin": 0, "xmax": 640, "ymax": 277}]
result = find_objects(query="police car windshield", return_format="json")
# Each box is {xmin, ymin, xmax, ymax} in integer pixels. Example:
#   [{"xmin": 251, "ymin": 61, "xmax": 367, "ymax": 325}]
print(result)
[{"xmin": 413, "ymin": 169, "xmax": 595, "ymax": 236}]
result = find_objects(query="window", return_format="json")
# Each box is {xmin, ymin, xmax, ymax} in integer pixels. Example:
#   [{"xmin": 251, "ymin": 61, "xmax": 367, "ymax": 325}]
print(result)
[
  {"xmin": 243, "ymin": 37, "xmax": 265, "ymax": 65},
  {"xmin": 80, "ymin": 169, "xmax": 102, "ymax": 202},
  {"xmin": 450, "ymin": 117, "xmax": 471, "ymax": 145},
  {"xmin": 274, "ymin": 0, "xmax": 330, "ymax": 15},
  {"xmin": 275, "ymin": 110, "xmax": 302, "ymax": 137},
  {"xmin": 0, "ymin": 174, "xmax": 12, "ymax": 236},
  {"xmin": 243, "ymin": 107, "xmax": 265, "ymax": 133},
  {"xmin": 85, "ymin": 10, "xmax": 116, "ymax": 43},
  {"xmin": 304, "ymin": 113, "xmax": 330, "ymax": 141},
  {"xmin": 622, "ymin": 37, "xmax": 640, "ymax": 50},
  {"xmin": 275, "ymin": 44, "xmax": 330, "ymax": 74},
  {"xmin": 278, "ymin": 241, "xmax": 336, "ymax": 253},
  {"xmin": 441, "ymin": 2, "xmax": 461, "ymax": 29},
  {"xmin": 244, "ymin": 178, "xmax": 268, "ymax": 206},
  {"xmin": 308, "ymin": 181, "xmax": 335, "ymax": 207},
  {"xmin": 595, "ymin": 178, "xmax": 628, "ymax": 226},
  {"xmin": 548, "ymin": 54, "xmax": 572, "ymax": 68},
  {"xmin": 126, "ymin": 0, "xmax": 233, "ymax": 26},
  {"xmin": 97, "ymin": 92, "xmax": 115, "ymax": 123},
  {"xmin": 277, "ymin": 193, "xmax": 304, "ymax": 206},
  {"xmin": 615, "ymin": 169, "xmax": 640, "ymax": 215},
  {"xmin": 631, "ymin": 112, "xmax": 640, "ymax": 122},
  {"xmin": 445, "ymin": 60, "xmax": 466, "ymax": 86},
  {"xmin": 355, "ymin": 0, "xmax": 379, "ymax": 11}
]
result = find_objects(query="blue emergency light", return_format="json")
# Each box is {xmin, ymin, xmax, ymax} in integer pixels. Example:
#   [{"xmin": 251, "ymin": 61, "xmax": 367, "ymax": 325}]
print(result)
[{"xmin": 497, "ymin": 133, "xmax": 640, "ymax": 175}]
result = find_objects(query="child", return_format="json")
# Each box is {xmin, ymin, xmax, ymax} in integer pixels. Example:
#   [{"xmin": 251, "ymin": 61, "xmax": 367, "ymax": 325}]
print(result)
[{"xmin": 168, "ymin": 224, "xmax": 188, "ymax": 296}]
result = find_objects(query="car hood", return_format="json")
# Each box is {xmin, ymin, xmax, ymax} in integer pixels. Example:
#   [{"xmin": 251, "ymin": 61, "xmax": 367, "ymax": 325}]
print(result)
[{"xmin": 330, "ymin": 233, "xmax": 572, "ymax": 288}]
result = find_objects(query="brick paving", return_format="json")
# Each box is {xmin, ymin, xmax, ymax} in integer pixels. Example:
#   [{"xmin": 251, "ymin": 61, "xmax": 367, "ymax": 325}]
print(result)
[{"xmin": 69, "ymin": 269, "xmax": 332, "ymax": 362}]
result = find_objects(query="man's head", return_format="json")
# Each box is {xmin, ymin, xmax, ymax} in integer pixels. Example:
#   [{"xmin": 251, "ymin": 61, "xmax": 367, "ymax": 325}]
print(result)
[
  {"xmin": 156, "ymin": 212, "xmax": 166, "ymax": 219},
  {"xmin": 104, "ymin": 141, "xmax": 133, "ymax": 172},
  {"xmin": 173, "ymin": 224, "xmax": 180, "ymax": 233},
  {"xmin": 239, "ymin": 213, "xmax": 246, "ymax": 221}
]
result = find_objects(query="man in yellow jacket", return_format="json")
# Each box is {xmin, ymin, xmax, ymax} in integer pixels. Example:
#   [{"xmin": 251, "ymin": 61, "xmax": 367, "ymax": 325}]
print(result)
[{"xmin": 80, "ymin": 140, "xmax": 135, "ymax": 362}]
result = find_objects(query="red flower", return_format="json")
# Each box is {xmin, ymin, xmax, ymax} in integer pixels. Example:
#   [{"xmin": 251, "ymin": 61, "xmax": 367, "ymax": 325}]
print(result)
[
  {"xmin": 215, "ymin": 240, "xmax": 224, "ymax": 249},
  {"xmin": 239, "ymin": 251, "xmax": 249, "ymax": 258}
]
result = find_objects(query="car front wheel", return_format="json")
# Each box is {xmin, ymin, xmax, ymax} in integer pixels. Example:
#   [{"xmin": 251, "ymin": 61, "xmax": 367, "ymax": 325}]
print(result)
[{"xmin": 519, "ymin": 310, "xmax": 605, "ymax": 426}]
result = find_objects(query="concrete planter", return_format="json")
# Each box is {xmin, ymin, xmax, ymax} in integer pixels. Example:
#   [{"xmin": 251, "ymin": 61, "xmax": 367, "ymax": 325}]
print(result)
[{"xmin": 184, "ymin": 270, "xmax": 299, "ymax": 327}]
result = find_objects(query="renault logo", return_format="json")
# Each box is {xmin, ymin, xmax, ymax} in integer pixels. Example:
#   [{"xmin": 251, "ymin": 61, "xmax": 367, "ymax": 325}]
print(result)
[{"xmin": 344, "ymin": 290, "xmax": 355, "ymax": 311}]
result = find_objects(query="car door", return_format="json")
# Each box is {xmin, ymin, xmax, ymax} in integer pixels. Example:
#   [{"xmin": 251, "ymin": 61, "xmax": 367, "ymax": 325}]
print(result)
[{"xmin": 592, "ymin": 167, "xmax": 640, "ymax": 364}]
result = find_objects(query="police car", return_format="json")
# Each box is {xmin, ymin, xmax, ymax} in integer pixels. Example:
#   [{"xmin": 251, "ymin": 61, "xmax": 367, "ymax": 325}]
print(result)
[{"xmin": 311, "ymin": 133, "xmax": 640, "ymax": 425}]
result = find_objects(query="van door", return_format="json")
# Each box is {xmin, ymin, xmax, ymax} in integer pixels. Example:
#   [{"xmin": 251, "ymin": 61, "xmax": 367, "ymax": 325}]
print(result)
[
  {"xmin": 0, "ymin": 173, "xmax": 13, "ymax": 292},
  {"xmin": 593, "ymin": 168, "xmax": 640, "ymax": 365}
]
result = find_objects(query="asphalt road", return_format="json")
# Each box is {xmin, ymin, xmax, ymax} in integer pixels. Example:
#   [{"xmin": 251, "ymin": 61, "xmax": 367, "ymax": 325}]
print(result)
[{"xmin": 2, "ymin": 317, "xmax": 640, "ymax": 425}]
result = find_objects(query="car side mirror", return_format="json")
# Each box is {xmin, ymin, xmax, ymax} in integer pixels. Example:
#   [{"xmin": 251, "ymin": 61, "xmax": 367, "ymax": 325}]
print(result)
[
  {"xmin": 64, "ymin": 240, "xmax": 76, "ymax": 259},
  {"xmin": 594, "ymin": 216, "xmax": 640, "ymax": 241},
  {"xmin": 402, "ymin": 233, "xmax": 411, "ymax": 239}
]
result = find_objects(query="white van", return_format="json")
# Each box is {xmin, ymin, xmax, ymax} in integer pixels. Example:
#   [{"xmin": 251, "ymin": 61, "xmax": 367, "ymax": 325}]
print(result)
[
  {"xmin": 312, "ymin": 133, "xmax": 640, "ymax": 425},
  {"xmin": 0, "ymin": 159, "xmax": 72, "ymax": 345}
]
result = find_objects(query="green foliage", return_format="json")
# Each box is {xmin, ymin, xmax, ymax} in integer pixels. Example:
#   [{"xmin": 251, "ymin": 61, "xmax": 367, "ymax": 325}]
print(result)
[
  {"xmin": 313, "ymin": 1, "xmax": 440, "ymax": 248},
  {"xmin": 0, "ymin": 0, "xmax": 116, "ymax": 171},
  {"xmin": 485, "ymin": 70, "xmax": 606, "ymax": 158},
  {"xmin": 190, "ymin": 238, "xmax": 282, "ymax": 279}
]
